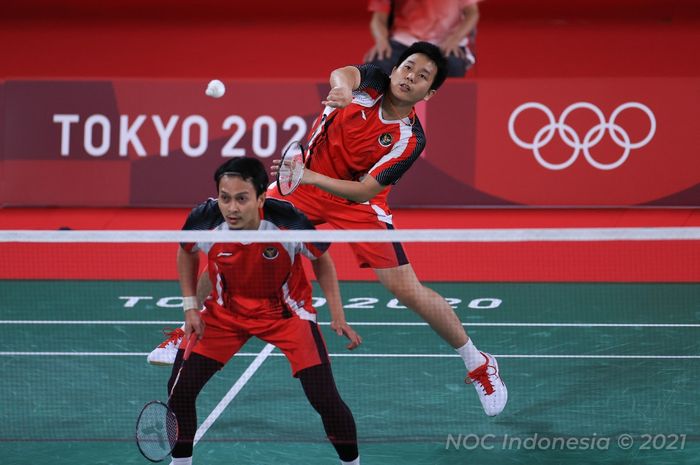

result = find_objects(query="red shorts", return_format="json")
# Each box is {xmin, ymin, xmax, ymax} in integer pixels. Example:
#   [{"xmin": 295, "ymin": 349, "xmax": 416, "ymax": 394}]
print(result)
[
  {"xmin": 267, "ymin": 183, "xmax": 409, "ymax": 269},
  {"xmin": 183, "ymin": 304, "xmax": 329, "ymax": 377}
]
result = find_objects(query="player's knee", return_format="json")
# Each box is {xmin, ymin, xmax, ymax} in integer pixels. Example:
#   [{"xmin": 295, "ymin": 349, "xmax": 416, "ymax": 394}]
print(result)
[
  {"xmin": 388, "ymin": 283, "xmax": 424, "ymax": 307},
  {"xmin": 167, "ymin": 379, "xmax": 194, "ymax": 406}
]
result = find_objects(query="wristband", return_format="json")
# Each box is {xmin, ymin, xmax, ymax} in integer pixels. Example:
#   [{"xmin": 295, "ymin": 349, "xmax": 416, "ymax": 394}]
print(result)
[{"xmin": 182, "ymin": 296, "xmax": 199, "ymax": 312}]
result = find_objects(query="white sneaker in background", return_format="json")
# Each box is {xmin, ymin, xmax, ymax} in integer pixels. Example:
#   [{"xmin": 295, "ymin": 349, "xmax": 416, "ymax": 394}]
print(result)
[{"xmin": 147, "ymin": 328, "xmax": 184, "ymax": 366}]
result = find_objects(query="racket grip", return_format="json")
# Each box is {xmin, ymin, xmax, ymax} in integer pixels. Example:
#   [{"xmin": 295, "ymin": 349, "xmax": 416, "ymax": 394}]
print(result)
[{"xmin": 182, "ymin": 333, "xmax": 198, "ymax": 361}]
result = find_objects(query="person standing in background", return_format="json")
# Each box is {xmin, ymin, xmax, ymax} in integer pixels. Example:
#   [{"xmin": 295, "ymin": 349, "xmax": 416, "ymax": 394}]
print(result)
[{"xmin": 364, "ymin": 0, "xmax": 481, "ymax": 77}]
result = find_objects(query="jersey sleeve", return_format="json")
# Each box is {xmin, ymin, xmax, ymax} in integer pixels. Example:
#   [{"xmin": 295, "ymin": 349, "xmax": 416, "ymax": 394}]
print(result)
[
  {"xmin": 369, "ymin": 119, "xmax": 426, "ymax": 186},
  {"xmin": 264, "ymin": 199, "xmax": 330, "ymax": 260},
  {"xmin": 180, "ymin": 198, "xmax": 223, "ymax": 252},
  {"xmin": 292, "ymin": 210, "xmax": 329, "ymax": 261},
  {"xmin": 354, "ymin": 63, "xmax": 390, "ymax": 96}
]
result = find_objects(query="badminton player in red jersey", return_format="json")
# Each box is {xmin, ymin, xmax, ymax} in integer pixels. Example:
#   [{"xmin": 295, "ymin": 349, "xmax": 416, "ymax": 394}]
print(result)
[
  {"xmin": 167, "ymin": 158, "xmax": 361, "ymax": 465},
  {"xmin": 270, "ymin": 41, "xmax": 507, "ymax": 416}
]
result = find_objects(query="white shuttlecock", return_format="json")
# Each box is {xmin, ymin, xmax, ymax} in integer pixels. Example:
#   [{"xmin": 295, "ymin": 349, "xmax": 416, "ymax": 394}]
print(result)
[{"xmin": 205, "ymin": 79, "xmax": 226, "ymax": 98}]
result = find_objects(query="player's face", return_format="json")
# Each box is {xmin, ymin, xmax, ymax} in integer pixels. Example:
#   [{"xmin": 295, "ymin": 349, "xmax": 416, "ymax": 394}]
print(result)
[
  {"xmin": 389, "ymin": 53, "xmax": 437, "ymax": 104},
  {"xmin": 217, "ymin": 175, "xmax": 264, "ymax": 230}
]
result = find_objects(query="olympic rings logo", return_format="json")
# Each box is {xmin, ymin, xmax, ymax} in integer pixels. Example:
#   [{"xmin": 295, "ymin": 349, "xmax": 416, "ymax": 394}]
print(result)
[{"xmin": 508, "ymin": 102, "xmax": 656, "ymax": 170}]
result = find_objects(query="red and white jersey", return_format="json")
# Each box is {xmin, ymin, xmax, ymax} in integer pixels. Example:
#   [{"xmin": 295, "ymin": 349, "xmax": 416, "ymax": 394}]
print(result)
[
  {"xmin": 181, "ymin": 198, "xmax": 327, "ymax": 321},
  {"xmin": 305, "ymin": 63, "xmax": 426, "ymax": 210}
]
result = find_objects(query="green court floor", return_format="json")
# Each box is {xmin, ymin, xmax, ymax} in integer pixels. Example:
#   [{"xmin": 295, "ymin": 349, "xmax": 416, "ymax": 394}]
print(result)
[{"xmin": 1, "ymin": 281, "xmax": 699, "ymax": 465}]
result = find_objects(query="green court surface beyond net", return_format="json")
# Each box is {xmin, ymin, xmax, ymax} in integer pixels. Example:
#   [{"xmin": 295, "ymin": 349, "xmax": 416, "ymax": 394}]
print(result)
[{"xmin": 1, "ymin": 280, "xmax": 699, "ymax": 465}]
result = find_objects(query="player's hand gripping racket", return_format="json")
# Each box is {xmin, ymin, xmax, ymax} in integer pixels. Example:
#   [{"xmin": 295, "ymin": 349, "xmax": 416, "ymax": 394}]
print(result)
[
  {"xmin": 135, "ymin": 335, "xmax": 198, "ymax": 462},
  {"xmin": 276, "ymin": 141, "xmax": 306, "ymax": 196}
]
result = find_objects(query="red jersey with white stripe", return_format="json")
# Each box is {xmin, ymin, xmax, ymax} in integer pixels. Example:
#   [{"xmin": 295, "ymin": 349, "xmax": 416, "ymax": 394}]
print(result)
[
  {"xmin": 181, "ymin": 198, "xmax": 327, "ymax": 321},
  {"xmin": 305, "ymin": 63, "xmax": 426, "ymax": 210}
]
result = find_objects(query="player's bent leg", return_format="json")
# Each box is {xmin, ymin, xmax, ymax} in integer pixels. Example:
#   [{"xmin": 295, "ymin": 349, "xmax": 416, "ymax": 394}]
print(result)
[
  {"xmin": 374, "ymin": 264, "xmax": 468, "ymax": 348},
  {"xmin": 374, "ymin": 264, "xmax": 508, "ymax": 416},
  {"xmin": 298, "ymin": 363, "xmax": 359, "ymax": 464},
  {"xmin": 167, "ymin": 351, "xmax": 222, "ymax": 458}
]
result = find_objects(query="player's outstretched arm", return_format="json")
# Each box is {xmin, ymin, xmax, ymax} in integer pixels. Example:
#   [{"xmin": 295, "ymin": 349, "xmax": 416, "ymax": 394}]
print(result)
[
  {"xmin": 312, "ymin": 252, "xmax": 362, "ymax": 350},
  {"xmin": 321, "ymin": 66, "xmax": 361, "ymax": 109}
]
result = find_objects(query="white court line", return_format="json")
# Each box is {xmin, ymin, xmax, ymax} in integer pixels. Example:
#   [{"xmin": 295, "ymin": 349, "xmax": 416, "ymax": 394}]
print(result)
[
  {"xmin": 193, "ymin": 344, "xmax": 275, "ymax": 445},
  {"xmin": 2, "ymin": 320, "xmax": 699, "ymax": 328},
  {"xmin": 1, "ymin": 351, "xmax": 699, "ymax": 359}
]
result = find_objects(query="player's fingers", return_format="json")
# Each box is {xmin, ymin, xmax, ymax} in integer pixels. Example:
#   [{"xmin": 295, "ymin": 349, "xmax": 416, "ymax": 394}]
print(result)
[
  {"xmin": 346, "ymin": 333, "xmax": 358, "ymax": 350},
  {"xmin": 324, "ymin": 99, "xmax": 347, "ymax": 108},
  {"xmin": 346, "ymin": 330, "xmax": 361, "ymax": 349}
]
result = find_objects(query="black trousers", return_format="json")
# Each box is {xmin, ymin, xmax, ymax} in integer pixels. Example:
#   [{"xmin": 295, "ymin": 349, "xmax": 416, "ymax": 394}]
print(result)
[{"xmin": 167, "ymin": 350, "xmax": 359, "ymax": 461}]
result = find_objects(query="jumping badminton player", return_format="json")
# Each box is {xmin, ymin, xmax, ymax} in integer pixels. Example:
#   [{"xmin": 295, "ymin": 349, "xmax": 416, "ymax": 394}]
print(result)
[
  {"xmin": 268, "ymin": 41, "xmax": 507, "ymax": 417},
  {"xmin": 166, "ymin": 157, "xmax": 361, "ymax": 465}
]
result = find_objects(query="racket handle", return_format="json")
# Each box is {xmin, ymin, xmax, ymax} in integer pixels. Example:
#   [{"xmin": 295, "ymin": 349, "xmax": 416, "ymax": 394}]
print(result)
[{"xmin": 182, "ymin": 333, "xmax": 198, "ymax": 361}]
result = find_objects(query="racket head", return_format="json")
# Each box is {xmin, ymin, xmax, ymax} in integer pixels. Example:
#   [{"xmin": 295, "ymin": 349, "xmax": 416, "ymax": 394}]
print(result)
[
  {"xmin": 135, "ymin": 400, "xmax": 178, "ymax": 462},
  {"xmin": 277, "ymin": 141, "xmax": 305, "ymax": 196}
]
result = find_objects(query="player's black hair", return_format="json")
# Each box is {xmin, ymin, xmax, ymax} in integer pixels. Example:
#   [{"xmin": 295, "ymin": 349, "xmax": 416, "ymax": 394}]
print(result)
[
  {"xmin": 395, "ymin": 41, "xmax": 448, "ymax": 90},
  {"xmin": 214, "ymin": 157, "xmax": 268, "ymax": 197}
]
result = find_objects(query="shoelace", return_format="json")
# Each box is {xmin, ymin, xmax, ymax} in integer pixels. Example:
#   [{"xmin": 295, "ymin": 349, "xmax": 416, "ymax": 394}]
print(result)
[
  {"xmin": 465, "ymin": 363, "xmax": 499, "ymax": 395},
  {"xmin": 157, "ymin": 327, "xmax": 184, "ymax": 348}
]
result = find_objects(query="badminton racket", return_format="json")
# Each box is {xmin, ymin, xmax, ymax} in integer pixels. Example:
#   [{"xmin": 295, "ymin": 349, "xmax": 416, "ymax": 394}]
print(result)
[
  {"xmin": 276, "ymin": 140, "xmax": 306, "ymax": 196},
  {"xmin": 135, "ymin": 334, "xmax": 198, "ymax": 462}
]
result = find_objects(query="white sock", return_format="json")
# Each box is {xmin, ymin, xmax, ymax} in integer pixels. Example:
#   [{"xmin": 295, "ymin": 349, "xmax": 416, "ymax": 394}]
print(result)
[
  {"xmin": 170, "ymin": 457, "xmax": 192, "ymax": 465},
  {"xmin": 456, "ymin": 339, "xmax": 486, "ymax": 371},
  {"xmin": 341, "ymin": 457, "xmax": 360, "ymax": 465}
]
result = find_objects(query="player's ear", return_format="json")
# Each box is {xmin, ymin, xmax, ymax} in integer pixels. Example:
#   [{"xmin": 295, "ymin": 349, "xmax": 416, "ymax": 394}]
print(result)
[
  {"xmin": 422, "ymin": 89, "xmax": 436, "ymax": 102},
  {"xmin": 257, "ymin": 192, "xmax": 266, "ymax": 206}
]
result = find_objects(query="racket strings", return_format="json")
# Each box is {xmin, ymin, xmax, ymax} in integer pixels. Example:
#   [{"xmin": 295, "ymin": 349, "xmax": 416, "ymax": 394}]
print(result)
[
  {"xmin": 278, "ymin": 141, "xmax": 306, "ymax": 195},
  {"xmin": 136, "ymin": 401, "xmax": 178, "ymax": 461},
  {"xmin": 136, "ymin": 337, "xmax": 197, "ymax": 462}
]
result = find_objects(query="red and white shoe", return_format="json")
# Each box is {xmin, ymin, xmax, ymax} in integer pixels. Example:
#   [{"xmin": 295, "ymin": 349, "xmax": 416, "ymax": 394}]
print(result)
[
  {"xmin": 466, "ymin": 352, "xmax": 508, "ymax": 416},
  {"xmin": 147, "ymin": 328, "xmax": 184, "ymax": 366}
]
